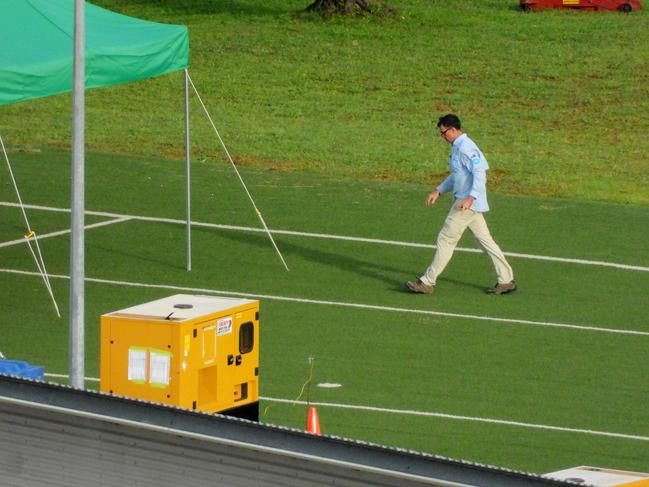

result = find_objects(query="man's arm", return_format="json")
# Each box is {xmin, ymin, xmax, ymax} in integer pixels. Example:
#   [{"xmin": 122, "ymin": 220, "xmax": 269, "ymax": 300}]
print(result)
[
  {"xmin": 457, "ymin": 150, "xmax": 487, "ymax": 211},
  {"xmin": 427, "ymin": 175, "xmax": 452, "ymax": 206},
  {"xmin": 469, "ymin": 165, "xmax": 487, "ymax": 201},
  {"xmin": 426, "ymin": 190, "xmax": 440, "ymax": 206}
]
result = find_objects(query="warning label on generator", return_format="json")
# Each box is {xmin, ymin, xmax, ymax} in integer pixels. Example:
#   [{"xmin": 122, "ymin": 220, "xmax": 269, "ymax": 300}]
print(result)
[
  {"xmin": 217, "ymin": 316, "xmax": 233, "ymax": 336},
  {"xmin": 127, "ymin": 347, "xmax": 147, "ymax": 383},
  {"xmin": 149, "ymin": 349, "xmax": 171, "ymax": 387}
]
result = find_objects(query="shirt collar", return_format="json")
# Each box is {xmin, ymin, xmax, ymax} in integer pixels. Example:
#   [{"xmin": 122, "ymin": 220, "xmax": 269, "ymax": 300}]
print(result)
[{"xmin": 452, "ymin": 133, "xmax": 468, "ymax": 149}]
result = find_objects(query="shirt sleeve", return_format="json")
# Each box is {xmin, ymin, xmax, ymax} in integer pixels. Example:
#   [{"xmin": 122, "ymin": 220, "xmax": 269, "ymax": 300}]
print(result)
[
  {"xmin": 463, "ymin": 151, "xmax": 487, "ymax": 200},
  {"xmin": 469, "ymin": 166, "xmax": 487, "ymax": 200},
  {"xmin": 436, "ymin": 175, "xmax": 453, "ymax": 194}
]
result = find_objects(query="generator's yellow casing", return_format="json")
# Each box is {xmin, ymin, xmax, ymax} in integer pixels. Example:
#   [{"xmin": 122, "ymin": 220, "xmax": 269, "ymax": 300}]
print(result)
[{"xmin": 100, "ymin": 294, "xmax": 259, "ymax": 415}]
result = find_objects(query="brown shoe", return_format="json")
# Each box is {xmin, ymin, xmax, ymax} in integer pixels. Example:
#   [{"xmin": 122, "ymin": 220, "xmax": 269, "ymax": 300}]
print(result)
[
  {"xmin": 405, "ymin": 279, "xmax": 435, "ymax": 294},
  {"xmin": 487, "ymin": 280, "xmax": 517, "ymax": 295}
]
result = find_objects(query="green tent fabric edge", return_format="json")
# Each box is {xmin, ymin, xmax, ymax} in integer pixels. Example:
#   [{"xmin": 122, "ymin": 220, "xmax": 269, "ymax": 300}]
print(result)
[{"xmin": 0, "ymin": 0, "xmax": 189, "ymax": 106}]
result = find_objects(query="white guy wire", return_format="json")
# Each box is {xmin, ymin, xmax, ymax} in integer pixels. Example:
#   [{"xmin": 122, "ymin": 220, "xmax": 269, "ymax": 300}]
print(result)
[
  {"xmin": 24, "ymin": 232, "xmax": 60, "ymax": 317},
  {"xmin": 186, "ymin": 72, "xmax": 289, "ymax": 271},
  {"xmin": 0, "ymin": 135, "xmax": 61, "ymax": 317},
  {"xmin": 25, "ymin": 229, "xmax": 60, "ymax": 317}
]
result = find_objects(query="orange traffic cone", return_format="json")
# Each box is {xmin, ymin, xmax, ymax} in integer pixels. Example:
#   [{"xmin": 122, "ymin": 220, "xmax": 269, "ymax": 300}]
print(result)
[{"xmin": 306, "ymin": 406, "xmax": 321, "ymax": 435}]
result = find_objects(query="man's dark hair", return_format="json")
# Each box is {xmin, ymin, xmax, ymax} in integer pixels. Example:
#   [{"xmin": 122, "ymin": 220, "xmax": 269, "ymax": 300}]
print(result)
[{"xmin": 437, "ymin": 114, "xmax": 461, "ymax": 130}]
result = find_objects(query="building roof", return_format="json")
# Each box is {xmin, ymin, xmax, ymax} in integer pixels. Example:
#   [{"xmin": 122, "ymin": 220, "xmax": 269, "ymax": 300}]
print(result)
[{"xmin": 0, "ymin": 375, "xmax": 579, "ymax": 487}]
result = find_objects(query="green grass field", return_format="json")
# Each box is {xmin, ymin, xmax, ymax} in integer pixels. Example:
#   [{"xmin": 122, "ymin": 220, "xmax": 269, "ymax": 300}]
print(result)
[
  {"xmin": 1, "ymin": 149, "xmax": 648, "ymax": 475},
  {"xmin": 2, "ymin": 0, "xmax": 649, "ymax": 479},
  {"xmin": 1, "ymin": 0, "xmax": 649, "ymax": 204}
]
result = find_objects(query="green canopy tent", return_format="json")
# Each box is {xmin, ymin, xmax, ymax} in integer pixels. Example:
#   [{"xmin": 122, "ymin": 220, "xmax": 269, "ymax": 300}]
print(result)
[
  {"xmin": 0, "ymin": 0, "xmax": 191, "ymax": 387},
  {"xmin": 0, "ymin": 0, "xmax": 189, "ymax": 104}
]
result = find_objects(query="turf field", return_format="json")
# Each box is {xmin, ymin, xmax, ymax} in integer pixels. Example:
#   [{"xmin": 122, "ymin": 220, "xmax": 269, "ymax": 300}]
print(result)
[{"xmin": 1, "ymin": 149, "xmax": 648, "ymax": 475}]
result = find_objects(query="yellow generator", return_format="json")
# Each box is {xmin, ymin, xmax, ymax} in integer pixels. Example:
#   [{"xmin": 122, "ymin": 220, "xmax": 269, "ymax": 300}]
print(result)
[{"xmin": 100, "ymin": 294, "xmax": 259, "ymax": 420}]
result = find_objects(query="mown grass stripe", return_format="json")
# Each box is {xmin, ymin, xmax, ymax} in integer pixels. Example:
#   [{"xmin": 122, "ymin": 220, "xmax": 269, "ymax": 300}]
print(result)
[
  {"xmin": 3, "ymin": 268, "xmax": 647, "ymax": 337},
  {"xmin": 1, "ymin": 201, "xmax": 647, "ymax": 272}
]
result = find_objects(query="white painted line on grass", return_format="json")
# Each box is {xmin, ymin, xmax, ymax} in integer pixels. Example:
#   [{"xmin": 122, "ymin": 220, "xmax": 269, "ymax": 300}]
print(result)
[
  {"xmin": 263, "ymin": 397, "xmax": 649, "ymax": 443},
  {"xmin": 1, "ymin": 201, "xmax": 647, "ymax": 272},
  {"xmin": 46, "ymin": 373, "xmax": 97, "ymax": 381},
  {"xmin": 41, "ymin": 373, "xmax": 649, "ymax": 443},
  {"xmin": 0, "ymin": 217, "xmax": 132, "ymax": 248},
  {"xmin": 3, "ymin": 267, "xmax": 648, "ymax": 337}
]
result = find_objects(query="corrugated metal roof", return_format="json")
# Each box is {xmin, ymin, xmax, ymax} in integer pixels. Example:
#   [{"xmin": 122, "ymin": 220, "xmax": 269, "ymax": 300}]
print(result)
[{"xmin": 0, "ymin": 375, "xmax": 580, "ymax": 487}]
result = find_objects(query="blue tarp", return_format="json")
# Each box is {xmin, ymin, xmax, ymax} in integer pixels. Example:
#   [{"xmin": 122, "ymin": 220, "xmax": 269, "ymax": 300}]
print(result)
[{"xmin": 0, "ymin": 360, "xmax": 45, "ymax": 380}]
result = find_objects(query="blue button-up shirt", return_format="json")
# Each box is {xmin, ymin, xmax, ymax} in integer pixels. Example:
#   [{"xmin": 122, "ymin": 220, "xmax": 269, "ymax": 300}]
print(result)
[{"xmin": 436, "ymin": 133, "xmax": 490, "ymax": 212}]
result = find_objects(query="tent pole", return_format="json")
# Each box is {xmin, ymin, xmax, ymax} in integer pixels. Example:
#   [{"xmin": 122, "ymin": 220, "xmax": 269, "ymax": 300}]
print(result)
[
  {"xmin": 184, "ymin": 69, "xmax": 191, "ymax": 271},
  {"xmin": 69, "ymin": 0, "xmax": 85, "ymax": 389}
]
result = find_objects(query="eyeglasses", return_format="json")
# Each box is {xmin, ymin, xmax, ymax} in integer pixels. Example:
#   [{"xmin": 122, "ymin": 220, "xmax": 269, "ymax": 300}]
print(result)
[{"xmin": 439, "ymin": 127, "xmax": 452, "ymax": 136}]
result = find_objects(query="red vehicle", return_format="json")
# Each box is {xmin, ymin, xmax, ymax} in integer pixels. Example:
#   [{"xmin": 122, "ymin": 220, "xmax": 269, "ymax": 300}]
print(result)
[{"xmin": 520, "ymin": 0, "xmax": 642, "ymax": 11}]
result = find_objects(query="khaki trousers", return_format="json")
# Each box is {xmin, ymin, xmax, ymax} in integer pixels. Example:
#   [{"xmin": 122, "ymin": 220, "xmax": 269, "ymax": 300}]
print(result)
[{"xmin": 420, "ymin": 205, "xmax": 514, "ymax": 286}]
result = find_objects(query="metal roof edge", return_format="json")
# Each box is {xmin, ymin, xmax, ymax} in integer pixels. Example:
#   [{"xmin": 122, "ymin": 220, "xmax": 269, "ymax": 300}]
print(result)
[{"xmin": 0, "ymin": 374, "xmax": 579, "ymax": 487}]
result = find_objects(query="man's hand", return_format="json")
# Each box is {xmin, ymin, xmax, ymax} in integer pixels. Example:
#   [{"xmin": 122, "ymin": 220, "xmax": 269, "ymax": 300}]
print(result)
[
  {"xmin": 457, "ymin": 196, "xmax": 475, "ymax": 211},
  {"xmin": 426, "ymin": 190, "xmax": 440, "ymax": 207}
]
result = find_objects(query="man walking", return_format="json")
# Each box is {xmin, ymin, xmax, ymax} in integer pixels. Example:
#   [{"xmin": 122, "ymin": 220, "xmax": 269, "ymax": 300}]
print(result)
[{"xmin": 406, "ymin": 114, "xmax": 516, "ymax": 295}]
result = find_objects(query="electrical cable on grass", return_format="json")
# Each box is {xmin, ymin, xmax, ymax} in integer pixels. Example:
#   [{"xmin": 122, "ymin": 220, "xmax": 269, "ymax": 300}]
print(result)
[
  {"xmin": 186, "ymin": 72, "xmax": 289, "ymax": 271},
  {"xmin": 0, "ymin": 135, "xmax": 61, "ymax": 317},
  {"xmin": 294, "ymin": 356, "xmax": 315, "ymax": 404},
  {"xmin": 263, "ymin": 356, "xmax": 314, "ymax": 417}
]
